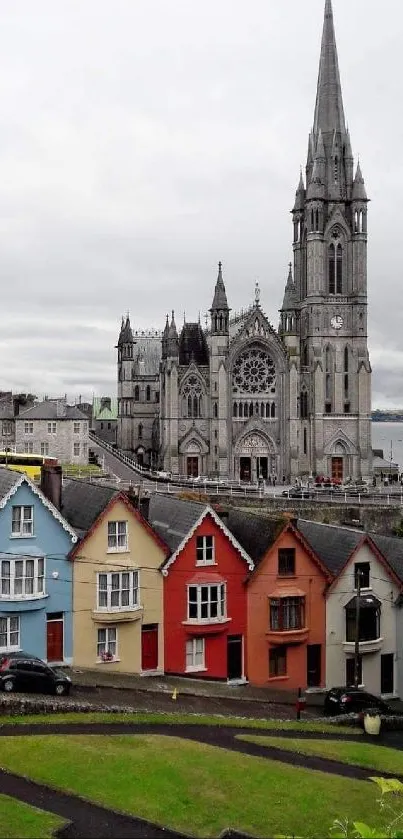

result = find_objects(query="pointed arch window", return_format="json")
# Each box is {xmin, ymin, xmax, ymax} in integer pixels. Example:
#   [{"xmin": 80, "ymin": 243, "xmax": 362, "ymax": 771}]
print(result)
[
  {"xmin": 336, "ymin": 244, "xmax": 343, "ymax": 294},
  {"xmin": 328, "ymin": 244, "xmax": 335, "ymax": 294},
  {"xmin": 182, "ymin": 375, "xmax": 203, "ymax": 419},
  {"xmin": 146, "ymin": 385, "xmax": 151, "ymax": 402},
  {"xmin": 233, "ymin": 403, "xmax": 238, "ymax": 418},
  {"xmin": 303, "ymin": 428, "xmax": 307, "ymax": 455},
  {"xmin": 134, "ymin": 385, "xmax": 140, "ymax": 402},
  {"xmin": 325, "ymin": 346, "xmax": 332, "ymax": 412},
  {"xmin": 138, "ymin": 423, "xmax": 143, "ymax": 440}
]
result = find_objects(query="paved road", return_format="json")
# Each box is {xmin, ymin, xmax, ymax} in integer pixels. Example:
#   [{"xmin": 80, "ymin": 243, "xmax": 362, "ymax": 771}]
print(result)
[{"xmin": 89, "ymin": 441, "xmax": 156, "ymax": 491}]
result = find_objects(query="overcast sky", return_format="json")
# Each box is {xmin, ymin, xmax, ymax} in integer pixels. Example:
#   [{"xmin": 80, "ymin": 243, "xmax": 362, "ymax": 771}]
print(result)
[{"xmin": 0, "ymin": 0, "xmax": 400, "ymax": 408}]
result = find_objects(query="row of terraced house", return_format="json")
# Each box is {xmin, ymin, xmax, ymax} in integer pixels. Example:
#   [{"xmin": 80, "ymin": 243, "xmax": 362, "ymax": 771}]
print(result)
[{"xmin": 0, "ymin": 463, "xmax": 403, "ymax": 698}]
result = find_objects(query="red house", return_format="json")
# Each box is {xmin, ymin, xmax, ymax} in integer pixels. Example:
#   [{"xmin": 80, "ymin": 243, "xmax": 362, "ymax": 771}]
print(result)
[{"xmin": 148, "ymin": 495, "xmax": 254, "ymax": 681}]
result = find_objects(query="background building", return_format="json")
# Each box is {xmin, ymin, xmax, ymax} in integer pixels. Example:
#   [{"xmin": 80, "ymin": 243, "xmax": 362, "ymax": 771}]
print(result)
[
  {"xmin": 117, "ymin": 0, "xmax": 372, "ymax": 483},
  {"xmin": 16, "ymin": 400, "xmax": 89, "ymax": 465}
]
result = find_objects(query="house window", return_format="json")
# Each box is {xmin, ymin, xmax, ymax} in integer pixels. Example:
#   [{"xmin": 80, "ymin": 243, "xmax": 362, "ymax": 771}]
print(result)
[
  {"xmin": 40, "ymin": 442, "xmax": 49, "ymax": 456},
  {"xmin": 346, "ymin": 656, "xmax": 362, "ymax": 687},
  {"xmin": 73, "ymin": 442, "xmax": 80, "ymax": 457},
  {"xmin": 2, "ymin": 420, "xmax": 12, "ymax": 436},
  {"xmin": 270, "ymin": 597, "xmax": 305, "ymax": 631},
  {"xmin": 346, "ymin": 604, "xmax": 380, "ymax": 642},
  {"xmin": 0, "ymin": 616, "xmax": 20, "ymax": 650},
  {"xmin": 107, "ymin": 521, "xmax": 128, "ymax": 552},
  {"xmin": 97, "ymin": 571, "xmax": 139, "ymax": 610},
  {"xmin": 47, "ymin": 422, "xmax": 57, "ymax": 434},
  {"xmin": 97, "ymin": 627, "xmax": 117, "ymax": 661},
  {"xmin": 354, "ymin": 562, "xmax": 370, "ymax": 590},
  {"xmin": 278, "ymin": 548, "xmax": 296, "ymax": 576},
  {"xmin": 0, "ymin": 557, "xmax": 44, "ymax": 598},
  {"xmin": 11, "ymin": 506, "xmax": 34, "ymax": 537},
  {"xmin": 24, "ymin": 422, "xmax": 33, "ymax": 434},
  {"xmin": 24, "ymin": 442, "xmax": 34, "ymax": 454},
  {"xmin": 146, "ymin": 385, "xmax": 151, "ymax": 402},
  {"xmin": 73, "ymin": 422, "xmax": 80, "ymax": 433},
  {"xmin": 187, "ymin": 583, "xmax": 226, "ymax": 621},
  {"xmin": 186, "ymin": 638, "xmax": 205, "ymax": 672},
  {"xmin": 196, "ymin": 535, "xmax": 215, "ymax": 565},
  {"xmin": 269, "ymin": 645, "xmax": 287, "ymax": 677},
  {"xmin": 134, "ymin": 385, "xmax": 140, "ymax": 402}
]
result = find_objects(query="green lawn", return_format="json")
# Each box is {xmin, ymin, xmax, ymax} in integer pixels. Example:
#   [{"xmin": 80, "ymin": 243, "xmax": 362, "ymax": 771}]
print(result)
[
  {"xmin": 0, "ymin": 710, "xmax": 361, "ymax": 735},
  {"xmin": 61, "ymin": 463, "xmax": 103, "ymax": 476},
  {"xmin": 0, "ymin": 733, "xmax": 385, "ymax": 837},
  {"xmin": 237, "ymin": 733, "xmax": 403, "ymax": 775},
  {"xmin": 0, "ymin": 794, "xmax": 65, "ymax": 838}
]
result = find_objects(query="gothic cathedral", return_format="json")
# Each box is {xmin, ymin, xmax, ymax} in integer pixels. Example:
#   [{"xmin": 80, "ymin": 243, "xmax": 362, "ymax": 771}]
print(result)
[{"xmin": 117, "ymin": 0, "xmax": 372, "ymax": 483}]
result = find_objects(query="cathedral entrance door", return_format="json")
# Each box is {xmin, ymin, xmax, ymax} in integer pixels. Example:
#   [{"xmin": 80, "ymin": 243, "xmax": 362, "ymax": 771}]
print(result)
[
  {"xmin": 187, "ymin": 456, "xmax": 199, "ymax": 478},
  {"xmin": 240, "ymin": 458, "xmax": 251, "ymax": 482},
  {"xmin": 257, "ymin": 457, "xmax": 268, "ymax": 480},
  {"xmin": 331, "ymin": 457, "xmax": 343, "ymax": 482}
]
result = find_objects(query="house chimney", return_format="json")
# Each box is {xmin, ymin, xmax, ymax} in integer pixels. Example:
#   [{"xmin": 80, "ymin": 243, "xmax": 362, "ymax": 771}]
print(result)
[
  {"xmin": 139, "ymin": 496, "xmax": 150, "ymax": 521},
  {"xmin": 40, "ymin": 464, "xmax": 63, "ymax": 511}
]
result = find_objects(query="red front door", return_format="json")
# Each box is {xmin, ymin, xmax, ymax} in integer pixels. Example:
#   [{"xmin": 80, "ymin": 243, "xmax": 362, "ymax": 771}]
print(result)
[
  {"xmin": 47, "ymin": 617, "xmax": 64, "ymax": 663},
  {"xmin": 141, "ymin": 624, "xmax": 158, "ymax": 671},
  {"xmin": 332, "ymin": 457, "xmax": 343, "ymax": 482}
]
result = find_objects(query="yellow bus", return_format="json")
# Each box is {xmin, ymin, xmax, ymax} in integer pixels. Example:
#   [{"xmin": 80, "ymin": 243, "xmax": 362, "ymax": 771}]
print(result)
[{"xmin": 0, "ymin": 453, "xmax": 58, "ymax": 480}]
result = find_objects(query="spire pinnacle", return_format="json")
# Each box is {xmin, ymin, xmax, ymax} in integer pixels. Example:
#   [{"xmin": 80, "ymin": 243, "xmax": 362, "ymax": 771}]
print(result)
[
  {"xmin": 313, "ymin": 0, "xmax": 346, "ymax": 137},
  {"xmin": 211, "ymin": 261, "xmax": 229, "ymax": 311}
]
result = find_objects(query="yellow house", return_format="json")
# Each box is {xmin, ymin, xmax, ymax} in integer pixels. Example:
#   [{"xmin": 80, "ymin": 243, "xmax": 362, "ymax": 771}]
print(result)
[{"xmin": 70, "ymin": 492, "xmax": 168, "ymax": 673}]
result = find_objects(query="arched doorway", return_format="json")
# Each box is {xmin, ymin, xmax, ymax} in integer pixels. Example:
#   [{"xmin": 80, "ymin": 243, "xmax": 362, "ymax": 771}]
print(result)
[
  {"xmin": 331, "ymin": 442, "xmax": 347, "ymax": 482},
  {"xmin": 185, "ymin": 441, "xmax": 202, "ymax": 478},
  {"xmin": 235, "ymin": 432, "xmax": 277, "ymax": 483}
]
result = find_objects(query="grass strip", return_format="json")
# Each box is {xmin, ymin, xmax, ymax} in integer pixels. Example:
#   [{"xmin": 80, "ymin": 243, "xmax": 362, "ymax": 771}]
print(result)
[
  {"xmin": 237, "ymin": 734, "xmax": 403, "ymax": 774},
  {"xmin": 0, "ymin": 733, "xmax": 383, "ymax": 837},
  {"xmin": 0, "ymin": 793, "xmax": 66, "ymax": 838},
  {"xmin": 0, "ymin": 710, "xmax": 361, "ymax": 734}
]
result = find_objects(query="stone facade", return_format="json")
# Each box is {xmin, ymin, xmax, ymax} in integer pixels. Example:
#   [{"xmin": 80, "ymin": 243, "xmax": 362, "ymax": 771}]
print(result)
[
  {"xmin": 16, "ymin": 402, "xmax": 89, "ymax": 465},
  {"xmin": 117, "ymin": 0, "xmax": 372, "ymax": 483}
]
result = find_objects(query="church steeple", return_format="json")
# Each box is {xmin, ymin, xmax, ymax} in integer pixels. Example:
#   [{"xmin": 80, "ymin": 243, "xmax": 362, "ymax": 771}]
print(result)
[
  {"xmin": 210, "ymin": 262, "xmax": 230, "ymax": 335},
  {"xmin": 313, "ymin": 0, "xmax": 346, "ymax": 140}
]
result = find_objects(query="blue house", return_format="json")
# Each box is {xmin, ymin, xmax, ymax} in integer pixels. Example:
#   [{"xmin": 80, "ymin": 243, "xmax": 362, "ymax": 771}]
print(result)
[{"xmin": 0, "ymin": 469, "xmax": 77, "ymax": 663}]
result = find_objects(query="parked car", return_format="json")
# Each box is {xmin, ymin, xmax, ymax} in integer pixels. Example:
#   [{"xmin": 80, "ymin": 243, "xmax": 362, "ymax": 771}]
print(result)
[
  {"xmin": 282, "ymin": 488, "xmax": 313, "ymax": 499},
  {"xmin": 324, "ymin": 686, "xmax": 393, "ymax": 716},
  {"xmin": 0, "ymin": 652, "xmax": 72, "ymax": 696}
]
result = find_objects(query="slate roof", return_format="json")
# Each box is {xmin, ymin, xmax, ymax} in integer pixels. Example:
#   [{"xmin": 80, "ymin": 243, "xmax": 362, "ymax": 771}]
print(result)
[
  {"xmin": 0, "ymin": 468, "xmax": 23, "ymax": 502},
  {"xmin": 179, "ymin": 323, "xmax": 209, "ymax": 366},
  {"xmin": 221, "ymin": 508, "xmax": 287, "ymax": 565},
  {"xmin": 148, "ymin": 494, "xmax": 206, "ymax": 553},
  {"xmin": 18, "ymin": 402, "xmax": 88, "ymax": 421},
  {"xmin": 133, "ymin": 338, "xmax": 162, "ymax": 376},
  {"xmin": 61, "ymin": 479, "xmax": 118, "ymax": 536},
  {"xmin": 370, "ymin": 534, "xmax": 403, "ymax": 584},
  {"xmin": 296, "ymin": 519, "xmax": 363, "ymax": 576}
]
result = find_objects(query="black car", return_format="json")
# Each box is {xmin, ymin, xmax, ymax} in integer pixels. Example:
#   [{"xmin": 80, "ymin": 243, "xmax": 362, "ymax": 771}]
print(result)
[
  {"xmin": 282, "ymin": 488, "xmax": 313, "ymax": 499},
  {"xmin": 324, "ymin": 686, "xmax": 393, "ymax": 716},
  {"xmin": 0, "ymin": 652, "xmax": 72, "ymax": 696}
]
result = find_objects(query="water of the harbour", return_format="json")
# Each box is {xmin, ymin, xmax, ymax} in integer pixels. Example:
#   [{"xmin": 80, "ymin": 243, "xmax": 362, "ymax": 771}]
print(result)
[{"xmin": 371, "ymin": 421, "xmax": 403, "ymax": 470}]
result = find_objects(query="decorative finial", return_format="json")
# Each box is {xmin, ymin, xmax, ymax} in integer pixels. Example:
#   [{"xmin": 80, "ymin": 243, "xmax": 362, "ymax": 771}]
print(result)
[
  {"xmin": 204, "ymin": 312, "xmax": 208, "ymax": 329},
  {"xmin": 255, "ymin": 281, "xmax": 261, "ymax": 306}
]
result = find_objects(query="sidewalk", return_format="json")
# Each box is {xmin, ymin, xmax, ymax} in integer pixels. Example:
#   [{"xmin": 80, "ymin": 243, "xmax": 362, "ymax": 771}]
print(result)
[{"xmin": 68, "ymin": 667, "xmax": 326, "ymax": 708}]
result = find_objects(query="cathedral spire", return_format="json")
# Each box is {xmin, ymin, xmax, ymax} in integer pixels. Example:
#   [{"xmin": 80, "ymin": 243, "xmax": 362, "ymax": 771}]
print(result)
[
  {"xmin": 211, "ymin": 261, "xmax": 229, "ymax": 310},
  {"xmin": 313, "ymin": 0, "xmax": 346, "ymax": 138}
]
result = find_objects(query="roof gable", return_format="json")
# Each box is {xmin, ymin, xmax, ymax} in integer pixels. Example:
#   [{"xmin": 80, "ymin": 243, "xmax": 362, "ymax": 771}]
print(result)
[
  {"xmin": 326, "ymin": 533, "xmax": 403, "ymax": 594},
  {"xmin": 297, "ymin": 519, "xmax": 363, "ymax": 576},
  {"xmin": 70, "ymin": 492, "xmax": 170, "ymax": 559},
  {"xmin": 0, "ymin": 470, "xmax": 77, "ymax": 543}
]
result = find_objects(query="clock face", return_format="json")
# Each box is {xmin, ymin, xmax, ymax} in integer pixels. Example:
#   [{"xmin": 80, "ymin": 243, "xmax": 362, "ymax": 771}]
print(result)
[{"xmin": 331, "ymin": 315, "xmax": 343, "ymax": 330}]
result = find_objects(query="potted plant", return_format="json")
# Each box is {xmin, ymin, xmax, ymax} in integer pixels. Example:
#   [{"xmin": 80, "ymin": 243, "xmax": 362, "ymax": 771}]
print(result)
[{"xmin": 363, "ymin": 707, "xmax": 382, "ymax": 736}]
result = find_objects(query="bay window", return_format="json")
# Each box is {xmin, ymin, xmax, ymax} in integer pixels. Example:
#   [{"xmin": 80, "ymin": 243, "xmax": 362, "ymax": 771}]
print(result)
[
  {"xmin": 187, "ymin": 583, "xmax": 226, "ymax": 621},
  {"xmin": 97, "ymin": 571, "xmax": 139, "ymax": 610},
  {"xmin": 0, "ymin": 556, "xmax": 45, "ymax": 598},
  {"xmin": 270, "ymin": 597, "xmax": 305, "ymax": 631}
]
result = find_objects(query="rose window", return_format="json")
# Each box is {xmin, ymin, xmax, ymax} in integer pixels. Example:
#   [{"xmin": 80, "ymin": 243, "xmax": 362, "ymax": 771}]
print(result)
[{"xmin": 232, "ymin": 348, "xmax": 276, "ymax": 394}]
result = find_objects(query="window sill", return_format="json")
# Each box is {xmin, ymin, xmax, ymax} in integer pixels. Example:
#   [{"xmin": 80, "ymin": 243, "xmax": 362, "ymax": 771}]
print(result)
[
  {"xmin": 266, "ymin": 627, "xmax": 309, "ymax": 645},
  {"xmin": 343, "ymin": 638, "xmax": 383, "ymax": 655},
  {"xmin": 277, "ymin": 574, "xmax": 297, "ymax": 580},
  {"xmin": 268, "ymin": 675, "xmax": 288, "ymax": 682},
  {"xmin": 183, "ymin": 618, "xmax": 231, "ymax": 636},
  {"xmin": 96, "ymin": 658, "xmax": 121, "ymax": 664},
  {"xmin": 106, "ymin": 548, "xmax": 129, "ymax": 554},
  {"xmin": 195, "ymin": 561, "xmax": 217, "ymax": 567},
  {"xmin": 0, "ymin": 593, "xmax": 47, "ymax": 602},
  {"xmin": 92, "ymin": 607, "xmax": 143, "ymax": 624},
  {"xmin": 10, "ymin": 535, "xmax": 35, "ymax": 540},
  {"xmin": 185, "ymin": 666, "xmax": 207, "ymax": 674}
]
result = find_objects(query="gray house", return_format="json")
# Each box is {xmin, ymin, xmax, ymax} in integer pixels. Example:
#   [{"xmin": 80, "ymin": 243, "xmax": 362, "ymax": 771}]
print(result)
[{"xmin": 16, "ymin": 400, "xmax": 89, "ymax": 465}]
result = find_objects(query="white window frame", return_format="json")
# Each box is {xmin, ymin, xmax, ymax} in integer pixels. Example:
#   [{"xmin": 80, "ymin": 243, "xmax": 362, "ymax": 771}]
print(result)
[
  {"xmin": 97, "ymin": 626, "xmax": 118, "ymax": 661},
  {"xmin": 186, "ymin": 637, "xmax": 205, "ymax": 672},
  {"xmin": 11, "ymin": 506, "xmax": 34, "ymax": 538},
  {"xmin": 0, "ymin": 556, "xmax": 45, "ymax": 599},
  {"xmin": 0, "ymin": 616, "xmax": 20, "ymax": 651},
  {"xmin": 196, "ymin": 535, "xmax": 215, "ymax": 566},
  {"xmin": 24, "ymin": 422, "xmax": 33, "ymax": 434},
  {"xmin": 187, "ymin": 583, "xmax": 226, "ymax": 622},
  {"xmin": 107, "ymin": 521, "xmax": 128, "ymax": 552},
  {"xmin": 73, "ymin": 442, "xmax": 80, "ymax": 457},
  {"xmin": 47, "ymin": 422, "xmax": 57, "ymax": 434},
  {"xmin": 24, "ymin": 442, "xmax": 34, "ymax": 454},
  {"xmin": 73, "ymin": 422, "xmax": 80, "ymax": 434},
  {"xmin": 96, "ymin": 570, "xmax": 139, "ymax": 611},
  {"xmin": 40, "ymin": 442, "xmax": 49, "ymax": 456}
]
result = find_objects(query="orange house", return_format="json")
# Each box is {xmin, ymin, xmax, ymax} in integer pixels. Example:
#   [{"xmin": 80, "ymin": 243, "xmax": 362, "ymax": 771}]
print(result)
[{"xmin": 247, "ymin": 520, "xmax": 332, "ymax": 690}]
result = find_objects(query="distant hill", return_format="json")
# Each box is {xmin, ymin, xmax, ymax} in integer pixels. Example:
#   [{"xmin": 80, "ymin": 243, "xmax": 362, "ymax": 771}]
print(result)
[{"xmin": 372, "ymin": 410, "xmax": 403, "ymax": 422}]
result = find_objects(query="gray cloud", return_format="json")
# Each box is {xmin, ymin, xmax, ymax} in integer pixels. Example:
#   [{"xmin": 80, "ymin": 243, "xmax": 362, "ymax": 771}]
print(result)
[{"xmin": 0, "ymin": 0, "xmax": 399, "ymax": 406}]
